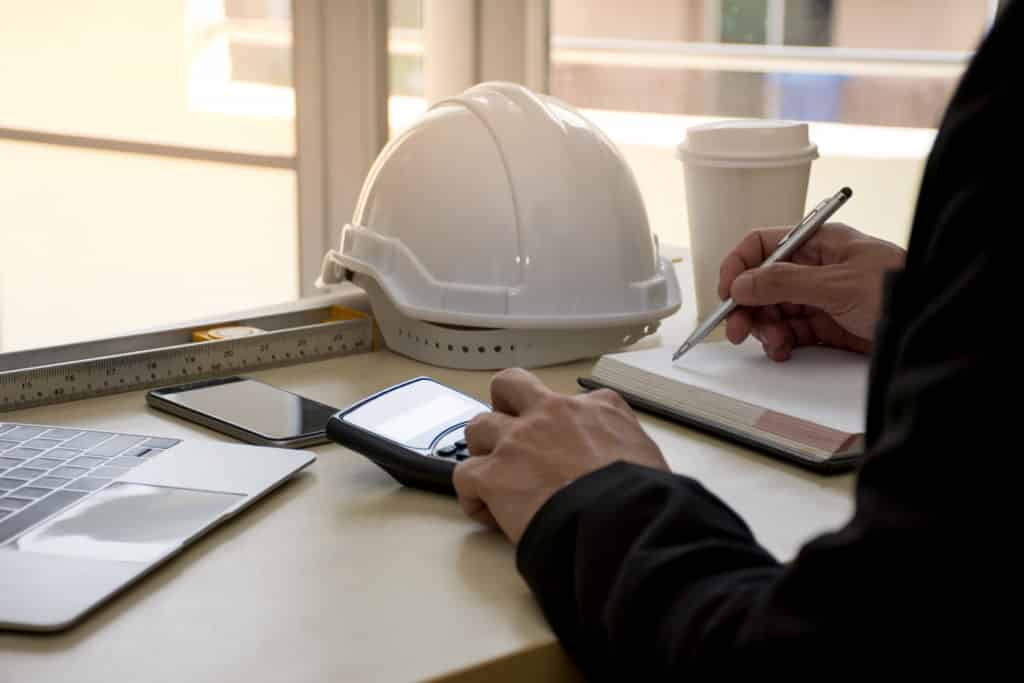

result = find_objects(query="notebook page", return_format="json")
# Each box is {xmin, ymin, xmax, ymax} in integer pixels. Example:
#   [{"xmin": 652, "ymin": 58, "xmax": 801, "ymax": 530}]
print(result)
[{"xmin": 605, "ymin": 341, "xmax": 869, "ymax": 433}]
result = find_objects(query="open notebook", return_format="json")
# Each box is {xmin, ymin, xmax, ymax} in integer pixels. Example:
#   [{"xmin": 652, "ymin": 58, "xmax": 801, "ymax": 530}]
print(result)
[{"xmin": 578, "ymin": 341, "xmax": 869, "ymax": 472}]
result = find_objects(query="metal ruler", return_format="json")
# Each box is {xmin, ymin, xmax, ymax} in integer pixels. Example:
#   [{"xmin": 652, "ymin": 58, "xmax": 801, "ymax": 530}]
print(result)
[{"xmin": 0, "ymin": 297, "xmax": 376, "ymax": 413}]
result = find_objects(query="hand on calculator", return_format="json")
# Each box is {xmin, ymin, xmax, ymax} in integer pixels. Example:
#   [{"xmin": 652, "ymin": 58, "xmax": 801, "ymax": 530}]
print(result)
[{"xmin": 454, "ymin": 368, "xmax": 669, "ymax": 543}]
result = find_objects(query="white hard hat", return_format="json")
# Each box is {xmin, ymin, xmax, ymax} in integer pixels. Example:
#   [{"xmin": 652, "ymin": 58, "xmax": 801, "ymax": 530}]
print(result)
[{"xmin": 318, "ymin": 81, "xmax": 681, "ymax": 369}]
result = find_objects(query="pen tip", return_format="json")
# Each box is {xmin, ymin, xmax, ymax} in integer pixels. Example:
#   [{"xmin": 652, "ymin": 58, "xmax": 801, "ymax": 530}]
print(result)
[
  {"xmin": 840, "ymin": 186, "xmax": 852, "ymax": 198},
  {"xmin": 672, "ymin": 343, "xmax": 691, "ymax": 362}
]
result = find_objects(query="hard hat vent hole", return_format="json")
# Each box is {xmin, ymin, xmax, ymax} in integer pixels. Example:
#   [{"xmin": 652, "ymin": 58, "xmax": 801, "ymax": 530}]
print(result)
[
  {"xmin": 478, "ymin": 346, "xmax": 485, "ymax": 353},
  {"xmin": 462, "ymin": 346, "xmax": 469, "ymax": 353},
  {"xmin": 448, "ymin": 344, "xmax": 454, "ymax": 351},
  {"xmin": 494, "ymin": 346, "xmax": 501, "ymax": 352}
]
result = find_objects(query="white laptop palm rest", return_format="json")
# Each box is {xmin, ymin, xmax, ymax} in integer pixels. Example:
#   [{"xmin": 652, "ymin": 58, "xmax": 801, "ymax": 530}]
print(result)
[{"xmin": 0, "ymin": 422, "xmax": 314, "ymax": 631}]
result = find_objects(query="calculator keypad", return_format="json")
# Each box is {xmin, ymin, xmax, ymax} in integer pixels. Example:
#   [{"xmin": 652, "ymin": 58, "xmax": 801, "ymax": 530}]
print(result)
[{"xmin": 434, "ymin": 430, "xmax": 470, "ymax": 461}]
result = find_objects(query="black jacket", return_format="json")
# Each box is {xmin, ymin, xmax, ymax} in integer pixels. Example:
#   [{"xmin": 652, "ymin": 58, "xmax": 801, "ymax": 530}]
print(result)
[{"xmin": 516, "ymin": 3, "xmax": 1015, "ymax": 677}]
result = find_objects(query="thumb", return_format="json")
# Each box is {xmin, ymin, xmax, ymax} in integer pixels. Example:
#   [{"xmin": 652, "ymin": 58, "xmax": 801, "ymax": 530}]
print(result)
[{"xmin": 731, "ymin": 263, "xmax": 839, "ymax": 310}]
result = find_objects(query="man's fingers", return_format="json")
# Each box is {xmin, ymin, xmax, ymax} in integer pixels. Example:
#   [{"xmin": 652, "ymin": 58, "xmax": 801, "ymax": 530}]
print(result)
[
  {"xmin": 718, "ymin": 227, "xmax": 791, "ymax": 299},
  {"xmin": 464, "ymin": 411, "xmax": 515, "ymax": 455},
  {"xmin": 453, "ymin": 457, "xmax": 486, "ymax": 510},
  {"xmin": 490, "ymin": 368, "xmax": 550, "ymax": 416},
  {"xmin": 725, "ymin": 309, "xmax": 754, "ymax": 344},
  {"xmin": 468, "ymin": 504, "xmax": 499, "ymax": 529},
  {"xmin": 719, "ymin": 224, "xmax": 856, "ymax": 300},
  {"xmin": 730, "ymin": 263, "xmax": 844, "ymax": 311},
  {"xmin": 454, "ymin": 458, "xmax": 501, "ymax": 530}
]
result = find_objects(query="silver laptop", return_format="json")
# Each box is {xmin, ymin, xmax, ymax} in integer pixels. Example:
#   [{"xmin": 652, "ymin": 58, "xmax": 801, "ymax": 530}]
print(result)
[{"xmin": 0, "ymin": 422, "xmax": 314, "ymax": 631}]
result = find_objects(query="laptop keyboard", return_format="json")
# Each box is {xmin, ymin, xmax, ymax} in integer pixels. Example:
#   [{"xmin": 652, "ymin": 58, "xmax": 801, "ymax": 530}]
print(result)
[{"xmin": 0, "ymin": 423, "xmax": 180, "ymax": 544}]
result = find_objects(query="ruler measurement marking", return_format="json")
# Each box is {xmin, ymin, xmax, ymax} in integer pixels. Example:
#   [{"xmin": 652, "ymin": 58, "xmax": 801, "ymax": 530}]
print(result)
[{"xmin": 0, "ymin": 319, "xmax": 372, "ymax": 413}]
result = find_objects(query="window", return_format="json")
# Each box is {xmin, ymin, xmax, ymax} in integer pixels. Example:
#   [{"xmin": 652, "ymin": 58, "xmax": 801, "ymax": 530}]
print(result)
[
  {"xmin": 1, "ymin": 1, "xmax": 389, "ymax": 355},
  {"xmin": 549, "ymin": 0, "xmax": 997, "ymax": 250},
  {"xmin": 0, "ymin": 0, "xmax": 298, "ymax": 353}
]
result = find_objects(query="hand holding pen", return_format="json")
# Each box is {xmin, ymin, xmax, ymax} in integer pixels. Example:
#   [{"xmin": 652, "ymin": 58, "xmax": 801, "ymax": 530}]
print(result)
[{"xmin": 672, "ymin": 187, "xmax": 905, "ymax": 363}]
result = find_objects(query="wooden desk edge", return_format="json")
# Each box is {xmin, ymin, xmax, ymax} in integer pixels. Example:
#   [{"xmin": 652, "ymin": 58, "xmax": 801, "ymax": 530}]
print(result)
[{"xmin": 425, "ymin": 641, "xmax": 585, "ymax": 683}]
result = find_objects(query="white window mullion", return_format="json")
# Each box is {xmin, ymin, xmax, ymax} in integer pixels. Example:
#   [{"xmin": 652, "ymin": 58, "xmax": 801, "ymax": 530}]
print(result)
[
  {"xmin": 425, "ymin": 0, "xmax": 550, "ymax": 104},
  {"xmin": 424, "ymin": 0, "xmax": 477, "ymax": 103},
  {"xmin": 766, "ymin": 0, "xmax": 785, "ymax": 46},
  {"xmin": 293, "ymin": 0, "xmax": 389, "ymax": 297},
  {"xmin": 478, "ymin": 0, "xmax": 549, "ymax": 92},
  {"xmin": 292, "ymin": 0, "xmax": 327, "ymax": 298},
  {"xmin": 522, "ymin": 0, "xmax": 551, "ymax": 93}
]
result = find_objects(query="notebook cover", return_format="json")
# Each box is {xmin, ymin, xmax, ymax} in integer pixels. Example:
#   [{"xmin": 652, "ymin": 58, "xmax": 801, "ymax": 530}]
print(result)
[{"xmin": 577, "ymin": 376, "xmax": 863, "ymax": 475}]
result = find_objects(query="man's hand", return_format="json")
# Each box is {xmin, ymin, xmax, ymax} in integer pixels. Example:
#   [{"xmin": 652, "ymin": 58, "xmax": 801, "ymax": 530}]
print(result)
[
  {"xmin": 454, "ymin": 368, "xmax": 669, "ymax": 543},
  {"xmin": 718, "ymin": 223, "xmax": 906, "ymax": 361}
]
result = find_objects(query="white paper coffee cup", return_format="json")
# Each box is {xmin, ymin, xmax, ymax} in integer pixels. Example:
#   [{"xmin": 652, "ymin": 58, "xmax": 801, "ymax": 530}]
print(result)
[{"xmin": 677, "ymin": 120, "xmax": 818, "ymax": 325}]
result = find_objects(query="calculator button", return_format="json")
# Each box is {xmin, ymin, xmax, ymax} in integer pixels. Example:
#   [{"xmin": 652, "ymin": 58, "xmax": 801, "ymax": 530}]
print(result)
[{"xmin": 437, "ymin": 445, "xmax": 457, "ymax": 457}]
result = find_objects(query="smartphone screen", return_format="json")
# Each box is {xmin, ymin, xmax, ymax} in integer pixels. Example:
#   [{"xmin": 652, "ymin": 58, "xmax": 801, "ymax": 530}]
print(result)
[{"xmin": 152, "ymin": 378, "xmax": 336, "ymax": 441}]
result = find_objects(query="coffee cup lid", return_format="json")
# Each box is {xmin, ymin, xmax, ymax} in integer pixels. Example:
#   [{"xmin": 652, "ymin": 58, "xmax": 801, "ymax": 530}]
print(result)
[{"xmin": 676, "ymin": 120, "xmax": 818, "ymax": 168}]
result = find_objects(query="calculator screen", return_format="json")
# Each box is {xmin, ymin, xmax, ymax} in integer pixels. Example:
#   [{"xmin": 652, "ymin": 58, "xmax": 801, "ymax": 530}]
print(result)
[{"xmin": 344, "ymin": 379, "xmax": 488, "ymax": 449}]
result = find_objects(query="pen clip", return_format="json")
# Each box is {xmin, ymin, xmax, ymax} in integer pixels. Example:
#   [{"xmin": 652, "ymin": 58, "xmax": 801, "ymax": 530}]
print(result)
[
  {"xmin": 777, "ymin": 221, "xmax": 804, "ymax": 248},
  {"xmin": 778, "ymin": 198, "xmax": 829, "ymax": 248}
]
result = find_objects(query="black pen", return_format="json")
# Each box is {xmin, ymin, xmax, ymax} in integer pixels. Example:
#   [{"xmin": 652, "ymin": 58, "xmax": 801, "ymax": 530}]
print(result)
[{"xmin": 672, "ymin": 187, "xmax": 853, "ymax": 362}]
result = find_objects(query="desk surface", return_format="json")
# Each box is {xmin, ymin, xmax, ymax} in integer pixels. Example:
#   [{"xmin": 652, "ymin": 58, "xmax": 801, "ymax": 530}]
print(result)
[{"xmin": 0, "ymin": 264, "xmax": 857, "ymax": 683}]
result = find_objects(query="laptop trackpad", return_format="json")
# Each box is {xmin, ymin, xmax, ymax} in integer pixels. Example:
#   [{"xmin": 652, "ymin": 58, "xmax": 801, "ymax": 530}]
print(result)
[{"xmin": 12, "ymin": 483, "xmax": 243, "ymax": 563}]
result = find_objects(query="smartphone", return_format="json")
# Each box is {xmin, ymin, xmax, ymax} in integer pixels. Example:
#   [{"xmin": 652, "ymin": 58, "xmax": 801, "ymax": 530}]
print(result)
[{"xmin": 146, "ymin": 376, "xmax": 338, "ymax": 448}]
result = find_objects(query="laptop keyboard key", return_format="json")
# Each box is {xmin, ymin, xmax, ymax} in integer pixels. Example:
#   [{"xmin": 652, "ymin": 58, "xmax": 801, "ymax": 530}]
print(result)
[
  {"xmin": 120, "ymin": 446, "xmax": 154, "ymax": 459},
  {"xmin": 6, "ymin": 468, "xmax": 45, "ymax": 480},
  {"xmin": 88, "ymin": 435, "xmax": 146, "ymax": 457},
  {"xmin": 66, "ymin": 477, "xmax": 112, "ymax": 492},
  {"xmin": 93, "ymin": 466, "xmax": 128, "ymax": 479},
  {"xmin": 110, "ymin": 456, "xmax": 146, "ymax": 469},
  {"xmin": 30, "ymin": 457, "xmax": 62, "ymax": 469},
  {"xmin": 46, "ymin": 448, "xmax": 79, "ymax": 461},
  {"xmin": 69, "ymin": 456, "xmax": 106, "ymax": 469},
  {"xmin": 41, "ymin": 428, "xmax": 83, "ymax": 440},
  {"xmin": 52, "ymin": 466, "xmax": 89, "ymax": 479},
  {"xmin": 4, "ymin": 448, "xmax": 44, "ymax": 461},
  {"xmin": 62, "ymin": 432, "xmax": 114, "ymax": 451},
  {"xmin": 34, "ymin": 476, "xmax": 70, "ymax": 488},
  {"xmin": 23, "ymin": 438, "xmax": 62, "ymax": 451},
  {"xmin": 0, "ymin": 496, "xmax": 33, "ymax": 510},
  {"xmin": 0, "ymin": 490, "xmax": 86, "ymax": 544},
  {"xmin": 142, "ymin": 437, "xmax": 180, "ymax": 449},
  {"xmin": 13, "ymin": 487, "xmax": 50, "ymax": 499},
  {"xmin": 4, "ymin": 426, "xmax": 47, "ymax": 441}
]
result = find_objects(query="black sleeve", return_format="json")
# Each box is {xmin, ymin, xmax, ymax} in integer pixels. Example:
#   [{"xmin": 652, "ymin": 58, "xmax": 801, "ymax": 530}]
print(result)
[{"xmin": 516, "ymin": 6, "xmax": 1014, "ymax": 678}]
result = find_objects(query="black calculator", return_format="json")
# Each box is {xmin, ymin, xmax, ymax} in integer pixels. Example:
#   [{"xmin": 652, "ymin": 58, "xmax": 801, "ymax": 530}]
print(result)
[{"xmin": 326, "ymin": 377, "xmax": 490, "ymax": 495}]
